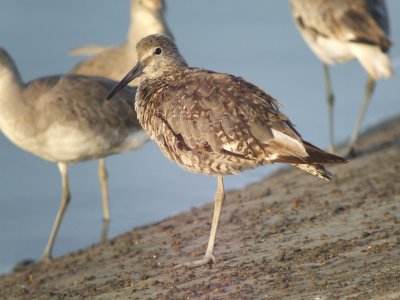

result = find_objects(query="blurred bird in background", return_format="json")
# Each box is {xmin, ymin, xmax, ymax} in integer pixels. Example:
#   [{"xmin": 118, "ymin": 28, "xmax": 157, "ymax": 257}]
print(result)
[
  {"xmin": 65, "ymin": 1, "xmax": 172, "ymax": 240},
  {"xmin": 0, "ymin": 48, "xmax": 147, "ymax": 261},
  {"xmin": 289, "ymin": 0, "xmax": 393, "ymax": 155},
  {"xmin": 69, "ymin": 0, "xmax": 173, "ymax": 86}
]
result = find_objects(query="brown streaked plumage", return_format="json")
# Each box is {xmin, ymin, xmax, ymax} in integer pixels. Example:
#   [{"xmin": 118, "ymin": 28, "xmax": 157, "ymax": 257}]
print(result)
[
  {"xmin": 0, "ymin": 48, "xmax": 148, "ymax": 261},
  {"xmin": 108, "ymin": 34, "xmax": 346, "ymax": 268},
  {"xmin": 69, "ymin": 0, "xmax": 173, "ymax": 86},
  {"xmin": 289, "ymin": 0, "xmax": 393, "ymax": 155}
]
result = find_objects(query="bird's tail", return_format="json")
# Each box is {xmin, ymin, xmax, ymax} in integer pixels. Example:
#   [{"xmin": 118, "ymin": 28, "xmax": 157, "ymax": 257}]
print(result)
[
  {"xmin": 302, "ymin": 141, "xmax": 347, "ymax": 164},
  {"xmin": 271, "ymin": 141, "xmax": 346, "ymax": 181},
  {"xmin": 292, "ymin": 141, "xmax": 346, "ymax": 181},
  {"xmin": 273, "ymin": 141, "xmax": 347, "ymax": 165},
  {"xmin": 349, "ymin": 43, "xmax": 393, "ymax": 79},
  {"xmin": 293, "ymin": 163, "xmax": 333, "ymax": 181}
]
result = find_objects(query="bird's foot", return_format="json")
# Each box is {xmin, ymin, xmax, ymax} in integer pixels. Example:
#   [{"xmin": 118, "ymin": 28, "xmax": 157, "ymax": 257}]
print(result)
[
  {"xmin": 40, "ymin": 254, "xmax": 53, "ymax": 263},
  {"xmin": 343, "ymin": 146, "xmax": 360, "ymax": 159},
  {"xmin": 175, "ymin": 253, "xmax": 216, "ymax": 269},
  {"xmin": 100, "ymin": 219, "xmax": 110, "ymax": 243},
  {"xmin": 327, "ymin": 145, "xmax": 335, "ymax": 154}
]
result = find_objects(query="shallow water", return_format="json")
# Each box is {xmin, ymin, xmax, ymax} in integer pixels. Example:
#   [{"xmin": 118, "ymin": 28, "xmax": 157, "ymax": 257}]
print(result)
[{"xmin": 0, "ymin": 0, "xmax": 399, "ymax": 274}]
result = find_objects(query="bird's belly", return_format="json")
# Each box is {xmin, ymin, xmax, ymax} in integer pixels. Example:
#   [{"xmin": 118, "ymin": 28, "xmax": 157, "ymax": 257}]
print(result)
[
  {"xmin": 33, "ymin": 128, "xmax": 112, "ymax": 162},
  {"xmin": 109, "ymin": 129, "xmax": 149, "ymax": 154},
  {"xmin": 4, "ymin": 123, "xmax": 147, "ymax": 163},
  {"xmin": 305, "ymin": 35, "xmax": 354, "ymax": 64},
  {"xmin": 41, "ymin": 126, "xmax": 149, "ymax": 163},
  {"xmin": 143, "ymin": 118, "xmax": 264, "ymax": 176},
  {"xmin": 155, "ymin": 138, "xmax": 259, "ymax": 176}
]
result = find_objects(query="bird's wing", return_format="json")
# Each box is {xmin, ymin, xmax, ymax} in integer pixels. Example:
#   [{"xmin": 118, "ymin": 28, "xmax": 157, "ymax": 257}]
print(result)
[
  {"xmin": 68, "ymin": 44, "xmax": 110, "ymax": 57},
  {"xmin": 338, "ymin": 1, "xmax": 391, "ymax": 49},
  {"xmin": 69, "ymin": 44, "xmax": 137, "ymax": 82},
  {"xmin": 290, "ymin": 0, "xmax": 391, "ymax": 50},
  {"xmin": 28, "ymin": 75, "xmax": 140, "ymax": 132},
  {"xmin": 366, "ymin": 0, "xmax": 390, "ymax": 36},
  {"xmin": 157, "ymin": 70, "xmax": 309, "ymax": 162}
]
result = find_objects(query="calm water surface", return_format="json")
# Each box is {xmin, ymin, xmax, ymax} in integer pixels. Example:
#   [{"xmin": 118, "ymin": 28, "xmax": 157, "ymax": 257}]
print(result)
[{"xmin": 0, "ymin": 1, "xmax": 399, "ymax": 274}]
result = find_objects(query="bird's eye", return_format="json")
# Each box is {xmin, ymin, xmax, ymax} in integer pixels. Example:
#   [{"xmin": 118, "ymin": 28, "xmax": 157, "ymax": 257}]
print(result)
[{"xmin": 154, "ymin": 47, "xmax": 162, "ymax": 55}]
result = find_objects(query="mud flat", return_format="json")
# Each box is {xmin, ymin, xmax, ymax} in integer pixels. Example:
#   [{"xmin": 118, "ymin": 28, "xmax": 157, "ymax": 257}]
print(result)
[{"xmin": 1, "ymin": 116, "xmax": 399, "ymax": 299}]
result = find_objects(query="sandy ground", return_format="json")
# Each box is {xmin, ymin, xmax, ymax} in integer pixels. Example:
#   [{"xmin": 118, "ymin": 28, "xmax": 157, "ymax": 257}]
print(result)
[{"xmin": 1, "ymin": 115, "xmax": 399, "ymax": 300}]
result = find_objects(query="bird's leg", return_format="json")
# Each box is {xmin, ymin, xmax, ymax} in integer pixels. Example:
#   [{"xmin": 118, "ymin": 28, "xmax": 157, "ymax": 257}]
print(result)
[
  {"xmin": 101, "ymin": 219, "xmax": 110, "ymax": 244},
  {"xmin": 42, "ymin": 163, "xmax": 70, "ymax": 262},
  {"xmin": 346, "ymin": 76, "xmax": 376, "ymax": 157},
  {"xmin": 98, "ymin": 158, "xmax": 110, "ymax": 242},
  {"xmin": 179, "ymin": 176, "xmax": 225, "ymax": 268},
  {"xmin": 323, "ymin": 64, "xmax": 335, "ymax": 153}
]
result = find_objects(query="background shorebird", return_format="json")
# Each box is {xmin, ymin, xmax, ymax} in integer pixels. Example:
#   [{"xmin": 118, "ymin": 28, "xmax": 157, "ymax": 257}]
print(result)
[
  {"xmin": 289, "ymin": 0, "xmax": 393, "ymax": 155},
  {"xmin": 108, "ymin": 34, "xmax": 346, "ymax": 268},
  {"xmin": 0, "ymin": 48, "xmax": 148, "ymax": 261},
  {"xmin": 69, "ymin": 0, "xmax": 173, "ymax": 86},
  {"xmin": 67, "ymin": 0, "xmax": 171, "ymax": 241}
]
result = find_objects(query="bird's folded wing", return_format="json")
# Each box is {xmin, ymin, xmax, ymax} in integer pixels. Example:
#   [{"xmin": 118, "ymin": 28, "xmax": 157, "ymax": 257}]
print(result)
[{"xmin": 158, "ymin": 71, "xmax": 309, "ymax": 162}]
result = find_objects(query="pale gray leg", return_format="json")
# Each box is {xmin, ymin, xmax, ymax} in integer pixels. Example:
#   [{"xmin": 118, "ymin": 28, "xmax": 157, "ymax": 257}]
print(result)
[
  {"xmin": 42, "ymin": 163, "xmax": 70, "ymax": 261},
  {"xmin": 323, "ymin": 64, "xmax": 335, "ymax": 153},
  {"xmin": 180, "ymin": 176, "xmax": 225, "ymax": 268},
  {"xmin": 346, "ymin": 76, "xmax": 376, "ymax": 156},
  {"xmin": 98, "ymin": 158, "xmax": 110, "ymax": 242},
  {"xmin": 101, "ymin": 219, "xmax": 110, "ymax": 243}
]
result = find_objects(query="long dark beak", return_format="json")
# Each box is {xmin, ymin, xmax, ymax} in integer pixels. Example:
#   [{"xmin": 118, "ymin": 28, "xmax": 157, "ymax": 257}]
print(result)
[{"xmin": 106, "ymin": 62, "xmax": 144, "ymax": 100}]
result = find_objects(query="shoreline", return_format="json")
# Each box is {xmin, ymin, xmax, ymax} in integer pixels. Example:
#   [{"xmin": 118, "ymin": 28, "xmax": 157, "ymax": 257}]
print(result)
[{"xmin": 1, "ymin": 115, "xmax": 399, "ymax": 299}]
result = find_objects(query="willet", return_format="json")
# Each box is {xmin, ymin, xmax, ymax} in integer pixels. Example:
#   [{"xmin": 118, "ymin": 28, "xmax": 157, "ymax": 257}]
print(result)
[
  {"xmin": 289, "ymin": 0, "xmax": 393, "ymax": 155},
  {"xmin": 68, "ymin": 0, "xmax": 170, "ymax": 244},
  {"xmin": 69, "ymin": 0, "xmax": 172, "ymax": 86},
  {"xmin": 0, "ymin": 48, "xmax": 148, "ymax": 261},
  {"xmin": 108, "ymin": 34, "xmax": 347, "ymax": 268}
]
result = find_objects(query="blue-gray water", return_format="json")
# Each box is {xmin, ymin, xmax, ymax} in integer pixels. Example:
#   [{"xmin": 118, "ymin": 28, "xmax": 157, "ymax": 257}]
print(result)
[{"xmin": 0, "ymin": 1, "xmax": 399, "ymax": 274}]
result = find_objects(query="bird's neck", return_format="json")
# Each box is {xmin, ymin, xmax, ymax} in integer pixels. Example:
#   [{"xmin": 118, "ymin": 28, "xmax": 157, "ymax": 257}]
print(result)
[
  {"xmin": 0, "ymin": 66, "xmax": 26, "ymax": 140},
  {"xmin": 145, "ymin": 63, "xmax": 188, "ymax": 81},
  {"xmin": 0, "ymin": 65, "xmax": 24, "ymax": 106},
  {"xmin": 128, "ymin": 7, "xmax": 171, "ymax": 44}
]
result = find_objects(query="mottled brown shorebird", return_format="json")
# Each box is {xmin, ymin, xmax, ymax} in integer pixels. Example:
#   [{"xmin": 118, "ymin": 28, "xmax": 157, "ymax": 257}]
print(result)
[
  {"xmin": 0, "ymin": 48, "xmax": 147, "ymax": 261},
  {"xmin": 108, "ymin": 34, "xmax": 346, "ymax": 268},
  {"xmin": 69, "ymin": 0, "xmax": 172, "ymax": 86},
  {"xmin": 289, "ymin": 0, "xmax": 393, "ymax": 155}
]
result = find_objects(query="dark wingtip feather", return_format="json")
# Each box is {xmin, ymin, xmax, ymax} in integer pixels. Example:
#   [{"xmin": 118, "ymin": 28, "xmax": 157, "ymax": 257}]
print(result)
[{"xmin": 303, "ymin": 141, "xmax": 348, "ymax": 164}]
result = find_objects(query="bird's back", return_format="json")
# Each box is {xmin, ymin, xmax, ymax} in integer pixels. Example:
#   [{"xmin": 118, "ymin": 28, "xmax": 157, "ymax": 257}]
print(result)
[
  {"xmin": 12, "ymin": 75, "xmax": 145, "ymax": 163},
  {"xmin": 70, "ymin": 44, "xmax": 137, "ymax": 82}
]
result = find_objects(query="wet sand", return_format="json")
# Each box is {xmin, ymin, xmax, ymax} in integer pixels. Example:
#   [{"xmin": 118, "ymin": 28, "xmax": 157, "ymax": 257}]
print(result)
[{"xmin": 1, "ymin": 116, "xmax": 399, "ymax": 299}]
